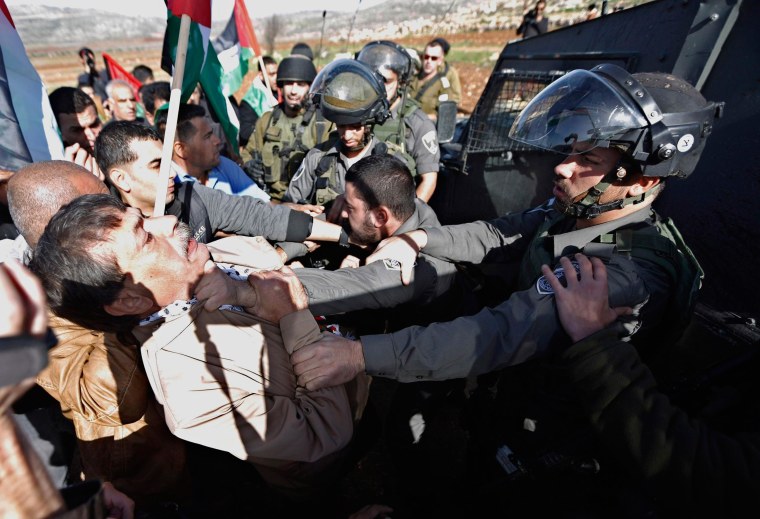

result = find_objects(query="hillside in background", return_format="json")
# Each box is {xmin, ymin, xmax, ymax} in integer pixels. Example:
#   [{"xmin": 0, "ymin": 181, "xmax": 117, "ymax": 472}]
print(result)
[
  {"xmin": 11, "ymin": 1, "xmax": 647, "ymax": 47},
  {"xmin": 13, "ymin": 1, "xmax": 648, "ymax": 114}
]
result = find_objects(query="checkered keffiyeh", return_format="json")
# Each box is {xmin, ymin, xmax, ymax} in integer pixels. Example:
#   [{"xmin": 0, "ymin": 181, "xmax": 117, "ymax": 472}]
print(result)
[{"xmin": 139, "ymin": 263, "xmax": 251, "ymax": 326}]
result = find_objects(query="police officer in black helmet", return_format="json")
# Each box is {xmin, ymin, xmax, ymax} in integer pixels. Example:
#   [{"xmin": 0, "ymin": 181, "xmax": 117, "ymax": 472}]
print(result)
[
  {"xmin": 284, "ymin": 59, "xmax": 415, "ymax": 215},
  {"xmin": 287, "ymin": 64, "xmax": 724, "ymax": 516},
  {"xmin": 241, "ymin": 55, "xmax": 331, "ymax": 201},
  {"xmin": 357, "ymin": 41, "xmax": 441, "ymax": 202}
]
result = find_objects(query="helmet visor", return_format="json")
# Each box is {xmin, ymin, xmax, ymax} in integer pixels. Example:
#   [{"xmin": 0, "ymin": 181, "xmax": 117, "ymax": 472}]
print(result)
[
  {"xmin": 357, "ymin": 42, "xmax": 410, "ymax": 82},
  {"xmin": 508, "ymin": 69, "xmax": 649, "ymax": 154}
]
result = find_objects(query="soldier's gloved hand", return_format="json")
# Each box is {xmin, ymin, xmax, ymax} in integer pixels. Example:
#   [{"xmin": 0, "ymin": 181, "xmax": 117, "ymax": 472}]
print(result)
[{"xmin": 242, "ymin": 156, "xmax": 266, "ymax": 190}]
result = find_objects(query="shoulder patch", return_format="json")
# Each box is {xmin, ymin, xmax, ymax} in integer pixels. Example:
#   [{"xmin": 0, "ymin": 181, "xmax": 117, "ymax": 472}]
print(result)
[
  {"xmin": 535, "ymin": 260, "xmax": 580, "ymax": 295},
  {"xmin": 422, "ymin": 130, "xmax": 438, "ymax": 154},
  {"xmin": 290, "ymin": 161, "xmax": 307, "ymax": 182},
  {"xmin": 440, "ymin": 77, "xmax": 451, "ymax": 89},
  {"xmin": 383, "ymin": 258, "xmax": 403, "ymax": 271}
]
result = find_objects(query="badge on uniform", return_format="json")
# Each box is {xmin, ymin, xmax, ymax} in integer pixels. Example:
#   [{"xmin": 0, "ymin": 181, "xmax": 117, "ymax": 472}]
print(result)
[
  {"xmin": 535, "ymin": 260, "xmax": 580, "ymax": 295},
  {"xmin": 290, "ymin": 161, "xmax": 306, "ymax": 182},
  {"xmin": 383, "ymin": 258, "xmax": 403, "ymax": 271},
  {"xmin": 422, "ymin": 130, "xmax": 438, "ymax": 155}
]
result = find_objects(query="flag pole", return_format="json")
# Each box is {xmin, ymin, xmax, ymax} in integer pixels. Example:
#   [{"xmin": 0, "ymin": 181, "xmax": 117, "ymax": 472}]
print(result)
[
  {"xmin": 317, "ymin": 10, "xmax": 327, "ymax": 67},
  {"xmin": 154, "ymin": 13, "xmax": 191, "ymax": 217},
  {"xmin": 257, "ymin": 55, "xmax": 277, "ymax": 105}
]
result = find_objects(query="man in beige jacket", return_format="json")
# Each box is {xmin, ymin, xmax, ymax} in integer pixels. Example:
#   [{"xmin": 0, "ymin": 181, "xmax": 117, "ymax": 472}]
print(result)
[{"xmin": 30, "ymin": 194, "xmax": 368, "ymax": 496}]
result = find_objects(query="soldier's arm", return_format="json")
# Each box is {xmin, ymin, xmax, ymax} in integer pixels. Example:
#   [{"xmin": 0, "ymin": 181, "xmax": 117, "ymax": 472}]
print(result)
[
  {"xmin": 190, "ymin": 182, "xmax": 311, "ymax": 242},
  {"xmin": 447, "ymin": 66, "xmax": 462, "ymax": 105},
  {"xmin": 283, "ymin": 150, "xmax": 319, "ymax": 204},
  {"xmin": 240, "ymin": 110, "xmax": 268, "ymax": 163},
  {"xmin": 562, "ymin": 324, "xmax": 760, "ymax": 516},
  {"xmin": 295, "ymin": 255, "xmax": 454, "ymax": 315},
  {"xmin": 294, "ymin": 252, "xmax": 659, "ymax": 388},
  {"xmin": 408, "ymin": 111, "xmax": 440, "ymax": 202},
  {"xmin": 416, "ymin": 173, "xmax": 438, "ymax": 202}
]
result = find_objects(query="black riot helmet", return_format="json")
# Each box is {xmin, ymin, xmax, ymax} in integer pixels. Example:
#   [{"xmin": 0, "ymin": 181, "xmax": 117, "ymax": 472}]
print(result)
[
  {"xmin": 309, "ymin": 59, "xmax": 390, "ymax": 126},
  {"xmin": 509, "ymin": 64, "xmax": 724, "ymax": 218},
  {"xmin": 276, "ymin": 55, "xmax": 317, "ymax": 88},
  {"xmin": 356, "ymin": 40, "xmax": 413, "ymax": 85}
]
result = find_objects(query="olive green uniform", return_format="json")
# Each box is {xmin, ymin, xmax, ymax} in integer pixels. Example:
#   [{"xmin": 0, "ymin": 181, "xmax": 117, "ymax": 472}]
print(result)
[
  {"xmin": 284, "ymin": 137, "xmax": 415, "ymax": 207},
  {"xmin": 373, "ymin": 97, "xmax": 440, "ymax": 176},
  {"xmin": 241, "ymin": 104, "xmax": 331, "ymax": 201},
  {"xmin": 409, "ymin": 62, "xmax": 462, "ymax": 116}
]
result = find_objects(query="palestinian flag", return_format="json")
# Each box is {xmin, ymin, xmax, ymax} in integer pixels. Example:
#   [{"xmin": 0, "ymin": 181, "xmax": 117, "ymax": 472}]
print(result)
[
  {"xmin": 162, "ymin": 0, "xmax": 239, "ymax": 152},
  {"xmin": 102, "ymin": 52, "xmax": 142, "ymax": 95},
  {"xmin": 0, "ymin": 0, "xmax": 63, "ymax": 172},
  {"xmin": 213, "ymin": 0, "xmax": 262, "ymax": 98}
]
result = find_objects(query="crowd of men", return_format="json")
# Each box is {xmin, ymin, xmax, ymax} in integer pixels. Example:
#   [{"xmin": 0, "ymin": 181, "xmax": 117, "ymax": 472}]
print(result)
[{"xmin": 2, "ymin": 32, "xmax": 756, "ymax": 519}]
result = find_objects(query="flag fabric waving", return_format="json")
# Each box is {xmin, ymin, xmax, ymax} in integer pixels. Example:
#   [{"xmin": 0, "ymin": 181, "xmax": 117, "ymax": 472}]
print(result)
[
  {"xmin": 162, "ymin": 0, "xmax": 239, "ymax": 152},
  {"xmin": 213, "ymin": 0, "xmax": 262, "ymax": 98},
  {"xmin": 0, "ymin": 0, "xmax": 64, "ymax": 171},
  {"xmin": 102, "ymin": 52, "xmax": 142, "ymax": 95}
]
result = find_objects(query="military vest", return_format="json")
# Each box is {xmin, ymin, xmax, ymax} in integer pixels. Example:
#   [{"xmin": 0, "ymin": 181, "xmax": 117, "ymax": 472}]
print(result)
[
  {"xmin": 518, "ymin": 209, "xmax": 703, "ymax": 342},
  {"xmin": 312, "ymin": 140, "xmax": 417, "ymax": 207},
  {"xmin": 372, "ymin": 97, "xmax": 420, "ymax": 154},
  {"xmin": 258, "ymin": 105, "xmax": 329, "ymax": 200}
]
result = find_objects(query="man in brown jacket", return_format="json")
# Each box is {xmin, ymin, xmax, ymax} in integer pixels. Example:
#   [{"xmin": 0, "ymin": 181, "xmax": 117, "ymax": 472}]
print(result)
[
  {"xmin": 0, "ymin": 259, "xmax": 134, "ymax": 519},
  {"xmin": 7, "ymin": 161, "xmax": 192, "ymax": 508},
  {"xmin": 30, "ymin": 194, "xmax": 368, "ymax": 496}
]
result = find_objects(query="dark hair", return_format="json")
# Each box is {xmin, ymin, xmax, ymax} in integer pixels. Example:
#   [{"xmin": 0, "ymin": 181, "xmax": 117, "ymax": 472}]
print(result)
[
  {"xmin": 131, "ymin": 64, "xmax": 154, "ymax": 83},
  {"xmin": 345, "ymin": 154, "xmax": 416, "ymax": 222},
  {"xmin": 427, "ymin": 37, "xmax": 451, "ymax": 56},
  {"xmin": 95, "ymin": 121, "xmax": 161, "ymax": 177},
  {"xmin": 29, "ymin": 194, "xmax": 139, "ymax": 333},
  {"xmin": 258, "ymin": 56, "xmax": 277, "ymax": 71},
  {"xmin": 140, "ymin": 81, "xmax": 171, "ymax": 115},
  {"xmin": 48, "ymin": 87, "xmax": 95, "ymax": 117},
  {"xmin": 78, "ymin": 47, "xmax": 94, "ymax": 58},
  {"xmin": 176, "ymin": 103, "xmax": 208, "ymax": 142}
]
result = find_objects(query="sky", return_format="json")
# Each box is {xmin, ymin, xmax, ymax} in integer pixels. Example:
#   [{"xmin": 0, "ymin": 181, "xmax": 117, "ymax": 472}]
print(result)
[{"xmin": 4, "ymin": 0, "xmax": 390, "ymax": 21}]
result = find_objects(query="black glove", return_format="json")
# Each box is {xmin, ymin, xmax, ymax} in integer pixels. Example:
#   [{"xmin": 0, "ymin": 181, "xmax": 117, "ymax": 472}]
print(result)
[{"xmin": 242, "ymin": 153, "xmax": 267, "ymax": 191}]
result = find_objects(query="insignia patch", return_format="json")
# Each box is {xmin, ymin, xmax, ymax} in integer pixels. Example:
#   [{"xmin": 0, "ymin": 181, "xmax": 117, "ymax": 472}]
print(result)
[
  {"xmin": 290, "ymin": 162, "xmax": 306, "ymax": 182},
  {"xmin": 422, "ymin": 130, "xmax": 438, "ymax": 154},
  {"xmin": 535, "ymin": 260, "xmax": 581, "ymax": 295},
  {"xmin": 677, "ymin": 134, "xmax": 694, "ymax": 152},
  {"xmin": 383, "ymin": 258, "xmax": 403, "ymax": 271}
]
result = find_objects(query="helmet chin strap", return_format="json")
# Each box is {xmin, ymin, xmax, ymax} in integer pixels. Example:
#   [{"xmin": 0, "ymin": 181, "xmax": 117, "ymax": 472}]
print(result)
[{"xmin": 557, "ymin": 163, "xmax": 652, "ymax": 219}]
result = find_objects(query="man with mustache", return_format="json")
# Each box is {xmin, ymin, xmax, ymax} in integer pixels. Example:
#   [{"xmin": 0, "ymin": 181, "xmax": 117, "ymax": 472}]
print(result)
[
  {"xmin": 30, "ymin": 194, "xmax": 369, "ymax": 498},
  {"xmin": 171, "ymin": 104, "xmax": 269, "ymax": 201}
]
